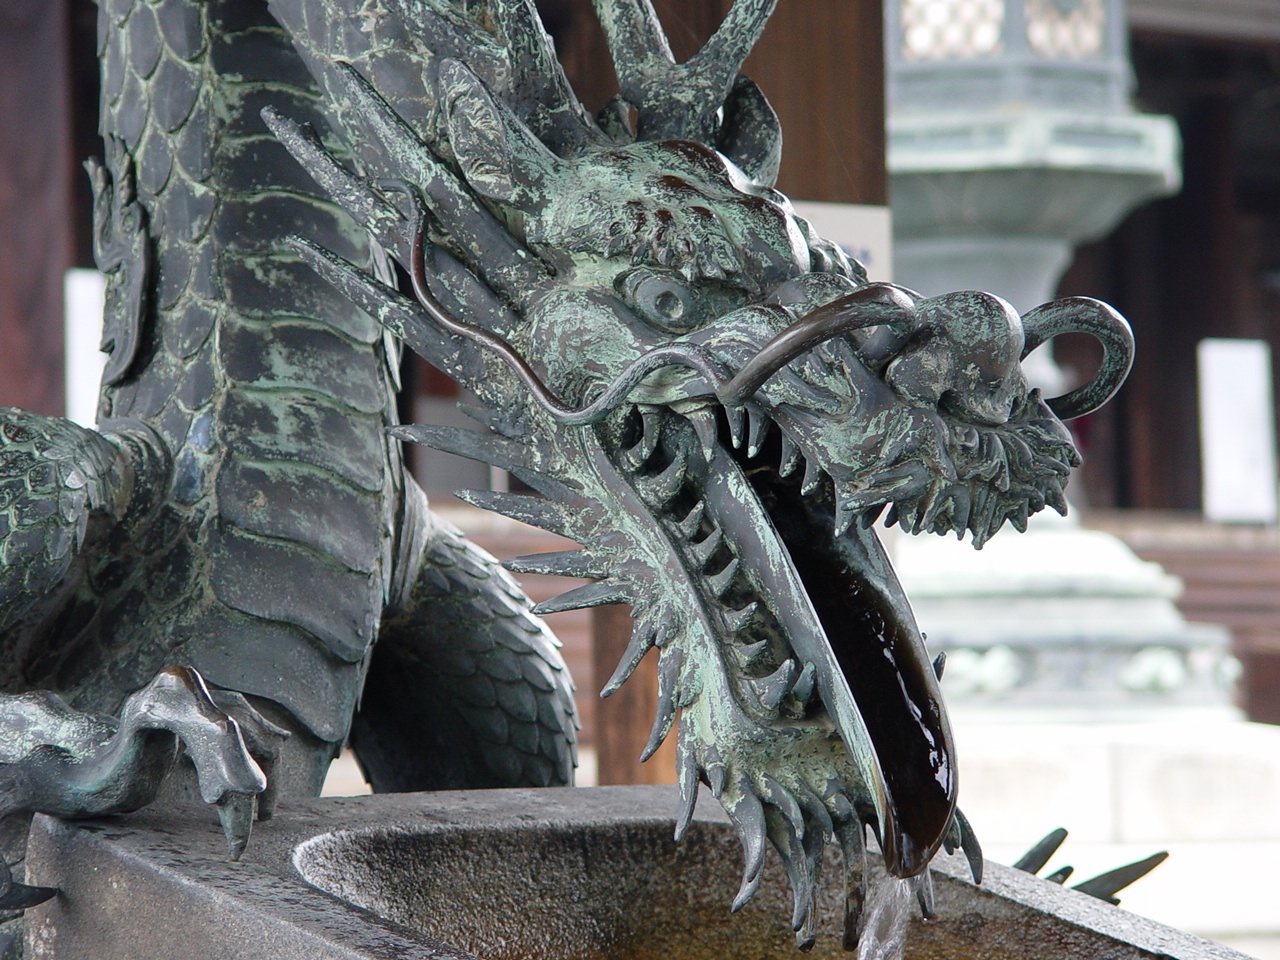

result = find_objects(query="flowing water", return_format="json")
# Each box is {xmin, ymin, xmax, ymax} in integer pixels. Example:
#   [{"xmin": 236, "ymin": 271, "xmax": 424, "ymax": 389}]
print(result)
[{"xmin": 856, "ymin": 876, "xmax": 917, "ymax": 960}]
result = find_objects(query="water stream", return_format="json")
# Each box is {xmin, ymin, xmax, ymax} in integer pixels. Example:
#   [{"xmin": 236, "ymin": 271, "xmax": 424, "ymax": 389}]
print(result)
[{"xmin": 856, "ymin": 876, "xmax": 917, "ymax": 960}]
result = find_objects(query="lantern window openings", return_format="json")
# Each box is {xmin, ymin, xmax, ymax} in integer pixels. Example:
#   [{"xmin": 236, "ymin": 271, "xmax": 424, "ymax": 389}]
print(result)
[
  {"xmin": 902, "ymin": 0, "xmax": 1005, "ymax": 61},
  {"xmin": 1026, "ymin": 0, "xmax": 1106, "ymax": 59},
  {"xmin": 901, "ymin": 0, "xmax": 1108, "ymax": 64}
]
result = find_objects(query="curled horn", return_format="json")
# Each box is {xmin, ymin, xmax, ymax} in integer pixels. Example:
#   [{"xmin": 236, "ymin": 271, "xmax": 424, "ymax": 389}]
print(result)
[{"xmin": 1020, "ymin": 297, "xmax": 1135, "ymax": 420}]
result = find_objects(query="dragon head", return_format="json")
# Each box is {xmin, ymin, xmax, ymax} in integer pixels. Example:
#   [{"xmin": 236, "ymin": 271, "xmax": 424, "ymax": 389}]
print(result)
[{"xmin": 264, "ymin": 0, "xmax": 1133, "ymax": 947}]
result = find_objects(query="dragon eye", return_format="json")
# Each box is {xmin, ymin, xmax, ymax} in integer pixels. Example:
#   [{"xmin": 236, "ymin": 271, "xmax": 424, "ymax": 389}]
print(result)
[
  {"xmin": 653, "ymin": 289, "xmax": 684, "ymax": 321},
  {"xmin": 616, "ymin": 267, "xmax": 700, "ymax": 333}
]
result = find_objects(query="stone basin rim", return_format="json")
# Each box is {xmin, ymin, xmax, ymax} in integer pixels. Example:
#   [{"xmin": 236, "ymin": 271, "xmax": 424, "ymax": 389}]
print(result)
[{"xmin": 23, "ymin": 785, "xmax": 1252, "ymax": 960}]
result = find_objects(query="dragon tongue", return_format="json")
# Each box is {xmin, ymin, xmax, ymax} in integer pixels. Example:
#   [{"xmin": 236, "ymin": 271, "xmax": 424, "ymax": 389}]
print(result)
[
  {"xmin": 806, "ymin": 522, "xmax": 957, "ymax": 878},
  {"xmin": 701, "ymin": 446, "xmax": 956, "ymax": 878}
]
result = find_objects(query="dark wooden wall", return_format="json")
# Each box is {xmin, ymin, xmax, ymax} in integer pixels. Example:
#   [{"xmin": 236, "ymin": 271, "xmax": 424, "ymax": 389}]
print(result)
[
  {"xmin": 1057, "ymin": 33, "xmax": 1280, "ymax": 512},
  {"xmin": 0, "ymin": 2, "xmax": 75, "ymax": 415}
]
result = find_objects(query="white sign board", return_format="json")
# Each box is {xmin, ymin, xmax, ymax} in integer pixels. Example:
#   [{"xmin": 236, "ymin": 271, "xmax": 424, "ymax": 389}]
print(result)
[
  {"xmin": 790, "ymin": 201, "xmax": 893, "ymax": 282},
  {"xmin": 1197, "ymin": 338, "xmax": 1278, "ymax": 524},
  {"xmin": 63, "ymin": 269, "xmax": 107, "ymax": 428}
]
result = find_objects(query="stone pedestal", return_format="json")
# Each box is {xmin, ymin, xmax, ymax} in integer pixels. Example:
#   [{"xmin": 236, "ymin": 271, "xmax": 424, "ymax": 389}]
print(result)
[{"xmin": 894, "ymin": 513, "xmax": 1235, "ymax": 711}]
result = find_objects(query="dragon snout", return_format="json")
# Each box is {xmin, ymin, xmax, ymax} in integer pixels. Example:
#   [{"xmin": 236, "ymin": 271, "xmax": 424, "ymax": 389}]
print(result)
[
  {"xmin": 881, "ymin": 290, "xmax": 1136, "ymax": 427},
  {"xmin": 883, "ymin": 291, "xmax": 1027, "ymax": 427}
]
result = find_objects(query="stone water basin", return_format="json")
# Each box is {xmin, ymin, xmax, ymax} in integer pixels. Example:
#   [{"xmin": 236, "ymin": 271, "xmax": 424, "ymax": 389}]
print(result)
[{"xmin": 24, "ymin": 785, "xmax": 1247, "ymax": 959}]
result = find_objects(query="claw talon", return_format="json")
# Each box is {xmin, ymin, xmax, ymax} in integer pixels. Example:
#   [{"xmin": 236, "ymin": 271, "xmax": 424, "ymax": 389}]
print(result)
[
  {"xmin": 0, "ymin": 856, "xmax": 57, "ymax": 912},
  {"xmin": 0, "ymin": 881, "xmax": 58, "ymax": 912},
  {"xmin": 216, "ymin": 793, "xmax": 257, "ymax": 861}
]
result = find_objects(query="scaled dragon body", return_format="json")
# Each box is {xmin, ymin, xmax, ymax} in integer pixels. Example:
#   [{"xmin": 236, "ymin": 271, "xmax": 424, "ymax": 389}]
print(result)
[
  {"xmin": 0, "ymin": 0, "xmax": 576, "ymax": 924},
  {"xmin": 0, "ymin": 0, "xmax": 1132, "ymax": 951}
]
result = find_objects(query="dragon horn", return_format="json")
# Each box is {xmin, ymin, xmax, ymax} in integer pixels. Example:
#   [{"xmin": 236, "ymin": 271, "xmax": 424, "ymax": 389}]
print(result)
[
  {"xmin": 1019, "ymin": 297, "xmax": 1135, "ymax": 420},
  {"xmin": 593, "ymin": 0, "xmax": 777, "ymax": 142},
  {"xmin": 688, "ymin": 0, "xmax": 778, "ymax": 82},
  {"xmin": 485, "ymin": 0, "xmax": 604, "ymax": 151}
]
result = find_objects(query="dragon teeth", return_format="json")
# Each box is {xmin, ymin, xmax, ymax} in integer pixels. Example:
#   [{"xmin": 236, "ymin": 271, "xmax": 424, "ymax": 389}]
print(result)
[
  {"xmin": 731, "ymin": 638, "xmax": 771, "ymax": 668},
  {"xmin": 800, "ymin": 458, "xmax": 825, "ymax": 496},
  {"xmin": 639, "ymin": 408, "xmax": 663, "ymax": 455},
  {"xmin": 790, "ymin": 661, "xmax": 816, "ymax": 704},
  {"xmin": 690, "ymin": 527, "xmax": 724, "ymax": 566},
  {"xmin": 746, "ymin": 408, "xmax": 770, "ymax": 458},
  {"xmin": 725, "ymin": 405, "xmax": 747, "ymax": 449},
  {"xmin": 707, "ymin": 557, "xmax": 740, "ymax": 597},
  {"xmin": 833, "ymin": 498, "xmax": 857, "ymax": 538},
  {"xmin": 686, "ymin": 407, "xmax": 719, "ymax": 464},
  {"xmin": 724, "ymin": 602, "xmax": 758, "ymax": 633},
  {"xmin": 650, "ymin": 449, "xmax": 686, "ymax": 502},
  {"xmin": 749, "ymin": 660, "xmax": 798, "ymax": 712},
  {"xmin": 778, "ymin": 434, "xmax": 802, "ymax": 477},
  {"xmin": 676, "ymin": 499, "xmax": 706, "ymax": 538},
  {"xmin": 833, "ymin": 481, "xmax": 866, "ymax": 537}
]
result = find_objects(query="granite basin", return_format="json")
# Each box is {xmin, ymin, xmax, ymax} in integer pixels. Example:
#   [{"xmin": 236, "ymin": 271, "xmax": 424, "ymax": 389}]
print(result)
[{"xmin": 23, "ymin": 785, "xmax": 1248, "ymax": 959}]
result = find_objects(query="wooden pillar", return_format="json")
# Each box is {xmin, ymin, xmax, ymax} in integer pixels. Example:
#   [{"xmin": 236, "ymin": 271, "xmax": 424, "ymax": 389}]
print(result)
[
  {"xmin": 0, "ymin": 1, "xmax": 74, "ymax": 415},
  {"xmin": 747, "ymin": 0, "xmax": 887, "ymax": 205},
  {"xmin": 561, "ymin": 0, "xmax": 888, "ymax": 784}
]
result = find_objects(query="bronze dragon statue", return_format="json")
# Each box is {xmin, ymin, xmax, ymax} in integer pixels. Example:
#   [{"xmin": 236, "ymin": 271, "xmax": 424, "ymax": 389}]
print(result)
[
  {"xmin": 0, "ymin": 0, "xmax": 1133, "ymax": 951},
  {"xmin": 0, "ymin": 0, "xmax": 579, "ymax": 931}
]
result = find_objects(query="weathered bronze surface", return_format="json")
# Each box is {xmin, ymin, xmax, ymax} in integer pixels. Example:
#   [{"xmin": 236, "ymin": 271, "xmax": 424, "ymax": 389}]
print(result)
[{"xmin": 0, "ymin": 0, "xmax": 1133, "ymax": 951}]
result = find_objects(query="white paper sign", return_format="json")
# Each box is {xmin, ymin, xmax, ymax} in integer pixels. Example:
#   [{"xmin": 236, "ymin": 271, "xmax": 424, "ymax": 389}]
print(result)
[
  {"xmin": 63, "ymin": 269, "xmax": 107, "ymax": 428},
  {"xmin": 1197, "ymin": 338, "xmax": 1278, "ymax": 524}
]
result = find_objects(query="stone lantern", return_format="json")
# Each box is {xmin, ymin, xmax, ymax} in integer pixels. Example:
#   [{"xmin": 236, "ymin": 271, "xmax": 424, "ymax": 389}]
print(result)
[
  {"xmin": 882, "ymin": 0, "xmax": 1232, "ymax": 712},
  {"xmin": 887, "ymin": 0, "xmax": 1178, "ymax": 321}
]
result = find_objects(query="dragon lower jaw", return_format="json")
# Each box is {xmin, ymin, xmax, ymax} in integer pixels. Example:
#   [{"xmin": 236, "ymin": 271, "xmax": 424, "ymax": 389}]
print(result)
[{"xmin": 670, "ymin": 414, "xmax": 957, "ymax": 879}]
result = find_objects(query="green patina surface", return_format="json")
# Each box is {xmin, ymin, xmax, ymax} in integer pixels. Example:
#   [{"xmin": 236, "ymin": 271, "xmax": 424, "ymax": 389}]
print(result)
[{"xmin": 0, "ymin": 0, "xmax": 1132, "ymax": 951}]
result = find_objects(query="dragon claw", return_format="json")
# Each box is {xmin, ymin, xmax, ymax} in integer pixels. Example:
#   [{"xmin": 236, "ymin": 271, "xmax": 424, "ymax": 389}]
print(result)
[
  {"xmin": 209, "ymin": 691, "xmax": 289, "ymax": 822},
  {"xmin": 216, "ymin": 793, "xmax": 257, "ymax": 862},
  {"xmin": 0, "ymin": 855, "xmax": 57, "ymax": 913},
  {"xmin": 115, "ymin": 668, "xmax": 278, "ymax": 858}
]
